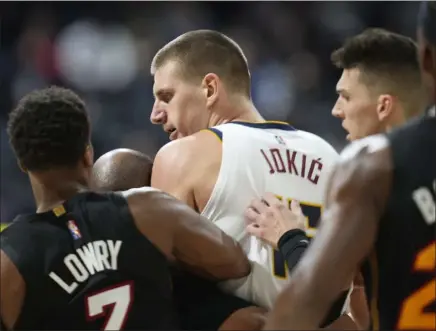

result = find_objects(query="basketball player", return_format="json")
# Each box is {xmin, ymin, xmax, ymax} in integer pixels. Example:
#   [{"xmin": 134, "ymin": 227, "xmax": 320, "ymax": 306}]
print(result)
[
  {"xmin": 0, "ymin": 87, "xmax": 252, "ymax": 330},
  {"xmin": 331, "ymin": 28, "xmax": 428, "ymax": 142},
  {"xmin": 330, "ymin": 27, "xmax": 430, "ymax": 329},
  {"xmin": 92, "ymin": 148, "xmax": 154, "ymax": 192},
  {"xmin": 249, "ymin": 28, "xmax": 430, "ymax": 330},
  {"xmin": 149, "ymin": 30, "xmax": 353, "ymax": 327},
  {"xmin": 261, "ymin": 2, "xmax": 436, "ymax": 329},
  {"xmin": 92, "ymin": 148, "xmax": 267, "ymax": 330}
]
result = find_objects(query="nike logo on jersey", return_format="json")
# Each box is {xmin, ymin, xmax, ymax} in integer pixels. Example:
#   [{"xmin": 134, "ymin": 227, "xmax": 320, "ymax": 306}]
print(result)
[{"xmin": 49, "ymin": 240, "xmax": 122, "ymax": 294}]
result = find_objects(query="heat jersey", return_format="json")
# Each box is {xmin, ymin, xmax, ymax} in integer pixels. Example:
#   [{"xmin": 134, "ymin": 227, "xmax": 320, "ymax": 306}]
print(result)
[
  {"xmin": 0, "ymin": 192, "xmax": 176, "ymax": 330},
  {"xmin": 201, "ymin": 121, "xmax": 339, "ymax": 309},
  {"xmin": 361, "ymin": 108, "xmax": 436, "ymax": 330}
]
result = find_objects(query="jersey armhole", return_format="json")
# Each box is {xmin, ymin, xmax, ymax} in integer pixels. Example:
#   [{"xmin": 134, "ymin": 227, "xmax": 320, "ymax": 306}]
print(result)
[{"xmin": 202, "ymin": 128, "xmax": 223, "ymax": 142}]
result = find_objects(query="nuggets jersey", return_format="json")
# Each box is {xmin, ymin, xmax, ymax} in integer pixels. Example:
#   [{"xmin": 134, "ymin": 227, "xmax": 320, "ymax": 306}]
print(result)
[{"xmin": 201, "ymin": 121, "xmax": 339, "ymax": 309}]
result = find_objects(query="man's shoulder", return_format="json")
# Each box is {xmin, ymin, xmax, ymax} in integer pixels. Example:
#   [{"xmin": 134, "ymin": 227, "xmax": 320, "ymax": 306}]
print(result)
[
  {"xmin": 155, "ymin": 131, "xmax": 221, "ymax": 167},
  {"xmin": 291, "ymin": 129, "xmax": 339, "ymax": 161},
  {"xmin": 334, "ymin": 134, "xmax": 393, "ymax": 193},
  {"xmin": 151, "ymin": 130, "xmax": 222, "ymax": 198},
  {"xmin": 339, "ymin": 134, "xmax": 390, "ymax": 163}
]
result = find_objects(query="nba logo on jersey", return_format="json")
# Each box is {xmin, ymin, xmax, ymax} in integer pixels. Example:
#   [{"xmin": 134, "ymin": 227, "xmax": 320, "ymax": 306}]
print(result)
[
  {"xmin": 67, "ymin": 220, "xmax": 81, "ymax": 240},
  {"xmin": 275, "ymin": 135, "xmax": 286, "ymax": 145}
]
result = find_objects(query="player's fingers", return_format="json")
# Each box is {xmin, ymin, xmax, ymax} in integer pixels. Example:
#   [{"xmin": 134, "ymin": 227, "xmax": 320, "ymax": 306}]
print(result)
[
  {"xmin": 257, "ymin": 210, "xmax": 276, "ymax": 226},
  {"xmin": 290, "ymin": 199, "xmax": 302, "ymax": 215},
  {"xmin": 250, "ymin": 197, "xmax": 269, "ymax": 214},
  {"xmin": 261, "ymin": 192, "xmax": 285, "ymax": 211},
  {"xmin": 244, "ymin": 207, "xmax": 260, "ymax": 224},
  {"xmin": 246, "ymin": 223, "xmax": 264, "ymax": 239}
]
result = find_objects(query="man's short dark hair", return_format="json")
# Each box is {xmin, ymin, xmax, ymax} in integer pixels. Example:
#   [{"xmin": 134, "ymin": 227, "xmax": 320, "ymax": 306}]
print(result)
[
  {"xmin": 331, "ymin": 28, "xmax": 426, "ymax": 115},
  {"xmin": 7, "ymin": 86, "xmax": 91, "ymax": 171},
  {"xmin": 151, "ymin": 30, "xmax": 251, "ymax": 96},
  {"xmin": 331, "ymin": 28, "xmax": 419, "ymax": 76}
]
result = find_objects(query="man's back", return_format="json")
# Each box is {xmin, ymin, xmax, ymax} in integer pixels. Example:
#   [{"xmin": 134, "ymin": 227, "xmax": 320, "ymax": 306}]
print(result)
[
  {"xmin": 1, "ymin": 192, "xmax": 175, "ymax": 330},
  {"xmin": 362, "ymin": 110, "xmax": 436, "ymax": 330},
  {"xmin": 201, "ymin": 121, "xmax": 339, "ymax": 308}
]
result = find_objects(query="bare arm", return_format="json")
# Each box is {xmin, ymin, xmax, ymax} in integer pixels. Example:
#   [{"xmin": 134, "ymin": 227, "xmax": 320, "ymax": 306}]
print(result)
[
  {"xmin": 151, "ymin": 131, "xmax": 220, "ymax": 211},
  {"xmin": 151, "ymin": 138, "xmax": 196, "ymax": 207},
  {"xmin": 265, "ymin": 136, "xmax": 393, "ymax": 329},
  {"xmin": 125, "ymin": 187, "xmax": 250, "ymax": 281},
  {"xmin": 0, "ymin": 250, "xmax": 25, "ymax": 329},
  {"xmin": 349, "ymin": 272, "xmax": 370, "ymax": 330}
]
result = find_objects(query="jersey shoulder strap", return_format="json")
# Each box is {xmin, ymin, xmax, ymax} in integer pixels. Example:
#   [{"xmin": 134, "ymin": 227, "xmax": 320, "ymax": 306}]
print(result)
[{"xmin": 204, "ymin": 121, "xmax": 297, "ymax": 143}]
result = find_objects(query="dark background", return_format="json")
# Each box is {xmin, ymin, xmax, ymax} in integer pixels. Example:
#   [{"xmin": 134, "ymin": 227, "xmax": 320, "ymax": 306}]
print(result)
[{"xmin": 0, "ymin": 1, "xmax": 421, "ymax": 222}]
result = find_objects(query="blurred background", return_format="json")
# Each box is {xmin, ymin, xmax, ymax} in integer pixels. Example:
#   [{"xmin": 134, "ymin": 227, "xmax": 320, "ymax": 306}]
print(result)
[{"xmin": 1, "ymin": 1, "xmax": 422, "ymax": 223}]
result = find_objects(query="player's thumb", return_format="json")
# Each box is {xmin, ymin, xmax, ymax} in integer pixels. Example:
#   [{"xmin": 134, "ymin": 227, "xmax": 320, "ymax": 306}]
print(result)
[{"xmin": 246, "ymin": 223, "xmax": 264, "ymax": 239}]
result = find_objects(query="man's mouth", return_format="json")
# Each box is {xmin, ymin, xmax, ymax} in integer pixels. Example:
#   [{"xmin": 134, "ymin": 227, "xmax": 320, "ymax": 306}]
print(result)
[
  {"xmin": 342, "ymin": 123, "xmax": 351, "ymax": 140},
  {"xmin": 170, "ymin": 129, "xmax": 178, "ymax": 140},
  {"xmin": 165, "ymin": 128, "xmax": 177, "ymax": 140}
]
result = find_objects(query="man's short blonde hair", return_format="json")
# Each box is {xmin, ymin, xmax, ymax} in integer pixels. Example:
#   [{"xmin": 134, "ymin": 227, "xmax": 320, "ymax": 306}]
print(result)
[{"xmin": 151, "ymin": 30, "xmax": 251, "ymax": 97}]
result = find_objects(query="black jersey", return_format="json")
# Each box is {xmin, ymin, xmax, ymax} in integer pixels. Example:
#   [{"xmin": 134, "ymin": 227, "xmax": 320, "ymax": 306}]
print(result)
[
  {"xmin": 0, "ymin": 192, "xmax": 176, "ymax": 330},
  {"xmin": 362, "ymin": 109, "xmax": 436, "ymax": 330}
]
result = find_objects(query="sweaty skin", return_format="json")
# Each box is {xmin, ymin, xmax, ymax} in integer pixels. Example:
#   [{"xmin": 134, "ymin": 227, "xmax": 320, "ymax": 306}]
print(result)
[{"xmin": 264, "ymin": 136, "xmax": 393, "ymax": 329}]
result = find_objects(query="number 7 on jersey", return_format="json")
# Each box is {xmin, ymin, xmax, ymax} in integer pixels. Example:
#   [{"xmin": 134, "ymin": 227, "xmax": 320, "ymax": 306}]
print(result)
[{"xmin": 85, "ymin": 281, "xmax": 134, "ymax": 330}]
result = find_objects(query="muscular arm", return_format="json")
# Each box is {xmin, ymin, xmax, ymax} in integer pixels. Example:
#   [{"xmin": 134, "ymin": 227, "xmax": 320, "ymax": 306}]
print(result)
[
  {"xmin": 277, "ymin": 229, "xmax": 354, "ymax": 329},
  {"xmin": 151, "ymin": 138, "xmax": 196, "ymax": 207},
  {"xmin": 125, "ymin": 188, "xmax": 250, "ymax": 281},
  {"xmin": 0, "ymin": 250, "xmax": 25, "ymax": 330},
  {"xmin": 151, "ymin": 130, "xmax": 221, "ymax": 211},
  {"xmin": 349, "ymin": 272, "xmax": 370, "ymax": 330},
  {"xmin": 265, "ymin": 136, "xmax": 393, "ymax": 329}
]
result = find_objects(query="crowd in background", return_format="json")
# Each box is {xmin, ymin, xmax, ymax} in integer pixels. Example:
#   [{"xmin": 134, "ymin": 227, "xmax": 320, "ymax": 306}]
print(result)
[{"xmin": 1, "ymin": 1, "xmax": 421, "ymax": 222}]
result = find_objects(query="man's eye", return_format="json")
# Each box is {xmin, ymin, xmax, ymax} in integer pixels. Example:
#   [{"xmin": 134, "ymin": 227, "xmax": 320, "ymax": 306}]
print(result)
[{"xmin": 161, "ymin": 94, "xmax": 173, "ymax": 103}]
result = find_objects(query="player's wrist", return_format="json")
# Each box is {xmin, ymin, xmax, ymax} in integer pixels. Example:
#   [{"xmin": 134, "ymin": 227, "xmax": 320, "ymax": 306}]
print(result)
[
  {"xmin": 277, "ymin": 229, "xmax": 309, "ymax": 272},
  {"xmin": 277, "ymin": 228, "xmax": 307, "ymax": 248}
]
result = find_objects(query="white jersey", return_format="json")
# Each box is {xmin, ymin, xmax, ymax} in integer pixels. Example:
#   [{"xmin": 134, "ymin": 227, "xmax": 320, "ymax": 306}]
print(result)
[{"xmin": 201, "ymin": 121, "xmax": 339, "ymax": 309}]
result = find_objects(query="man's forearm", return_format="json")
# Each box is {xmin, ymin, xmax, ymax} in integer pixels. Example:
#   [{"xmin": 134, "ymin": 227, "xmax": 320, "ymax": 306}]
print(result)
[{"xmin": 277, "ymin": 230, "xmax": 351, "ymax": 328}]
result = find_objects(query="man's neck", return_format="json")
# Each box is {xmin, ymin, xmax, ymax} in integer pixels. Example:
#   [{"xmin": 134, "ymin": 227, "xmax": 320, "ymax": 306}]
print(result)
[
  {"xmin": 385, "ymin": 110, "xmax": 407, "ymax": 132},
  {"xmin": 208, "ymin": 98, "xmax": 264, "ymax": 128},
  {"xmin": 30, "ymin": 171, "xmax": 88, "ymax": 213}
]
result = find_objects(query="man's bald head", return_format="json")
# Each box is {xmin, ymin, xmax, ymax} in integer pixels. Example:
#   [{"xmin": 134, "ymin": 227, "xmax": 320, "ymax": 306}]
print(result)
[{"xmin": 92, "ymin": 148, "xmax": 153, "ymax": 192}]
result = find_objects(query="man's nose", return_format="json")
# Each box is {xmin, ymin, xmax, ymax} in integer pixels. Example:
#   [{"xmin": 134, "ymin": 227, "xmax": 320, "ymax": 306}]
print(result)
[
  {"xmin": 150, "ymin": 107, "xmax": 166, "ymax": 124},
  {"xmin": 331, "ymin": 105, "xmax": 344, "ymax": 119}
]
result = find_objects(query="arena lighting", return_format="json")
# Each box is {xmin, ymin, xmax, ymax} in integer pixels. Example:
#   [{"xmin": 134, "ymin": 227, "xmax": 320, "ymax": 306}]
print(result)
[{"xmin": 56, "ymin": 20, "xmax": 138, "ymax": 92}]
